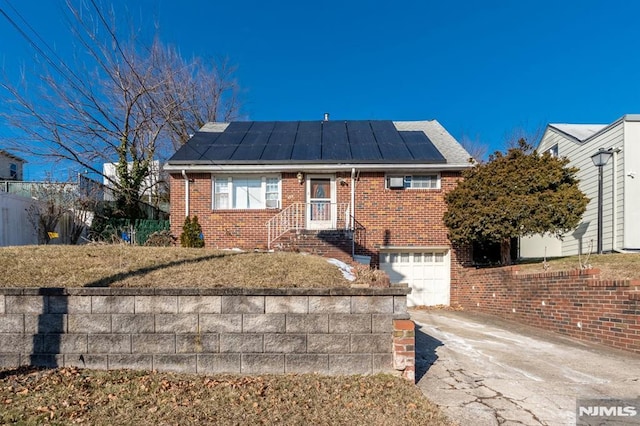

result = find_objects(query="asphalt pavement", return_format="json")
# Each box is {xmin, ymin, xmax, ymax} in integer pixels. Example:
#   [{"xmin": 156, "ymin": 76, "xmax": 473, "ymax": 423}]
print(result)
[{"xmin": 411, "ymin": 309, "xmax": 640, "ymax": 426}]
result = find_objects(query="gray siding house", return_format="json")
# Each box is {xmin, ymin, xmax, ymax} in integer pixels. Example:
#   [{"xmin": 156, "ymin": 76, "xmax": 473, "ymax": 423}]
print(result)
[{"xmin": 520, "ymin": 115, "xmax": 640, "ymax": 257}]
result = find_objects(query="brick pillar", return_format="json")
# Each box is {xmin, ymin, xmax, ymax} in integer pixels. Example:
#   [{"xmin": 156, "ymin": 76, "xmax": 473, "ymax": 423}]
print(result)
[{"xmin": 392, "ymin": 319, "xmax": 415, "ymax": 382}]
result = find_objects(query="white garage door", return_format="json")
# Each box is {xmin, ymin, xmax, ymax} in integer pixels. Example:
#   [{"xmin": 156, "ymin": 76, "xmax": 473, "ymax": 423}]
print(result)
[{"xmin": 380, "ymin": 250, "xmax": 450, "ymax": 307}]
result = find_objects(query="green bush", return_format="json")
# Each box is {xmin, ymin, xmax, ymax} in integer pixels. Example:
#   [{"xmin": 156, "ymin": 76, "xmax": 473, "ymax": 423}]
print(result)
[{"xmin": 180, "ymin": 216, "xmax": 204, "ymax": 248}]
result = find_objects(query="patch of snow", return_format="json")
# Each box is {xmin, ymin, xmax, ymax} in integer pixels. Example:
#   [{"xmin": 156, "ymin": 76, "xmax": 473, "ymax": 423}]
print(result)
[
  {"xmin": 327, "ymin": 258, "xmax": 356, "ymax": 281},
  {"xmin": 550, "ymin": 124, "xmax": 607, "ymax": 141}
]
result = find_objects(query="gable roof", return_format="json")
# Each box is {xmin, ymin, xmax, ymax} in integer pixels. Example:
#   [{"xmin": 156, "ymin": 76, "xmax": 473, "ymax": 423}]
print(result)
[
  {"xmin": 548, "ymin": 124, "xmax": 607, "ymax": 142},
  {"xmin": 544, "ymin": 115, "xmax": 640, "ymax": 146},
  {"xmin": 0, "ymin": 149, "xmax": 26, "ymax": 163},
  {"xmin": 166, "ymin": 120, "xmax": 471, "ymax": 171}
]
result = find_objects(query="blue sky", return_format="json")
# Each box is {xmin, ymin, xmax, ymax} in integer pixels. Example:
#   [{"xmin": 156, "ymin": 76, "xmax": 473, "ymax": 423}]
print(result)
[{"xmin": 2, "ymin": 0, "xmax": 640, "ymax": 180}]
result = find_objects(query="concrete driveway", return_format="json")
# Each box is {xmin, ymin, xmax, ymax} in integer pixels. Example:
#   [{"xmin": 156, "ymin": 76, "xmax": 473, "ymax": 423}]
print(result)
[{"xmin": 411, "ymin": 309, "xmax": 640, "ymax": 426}]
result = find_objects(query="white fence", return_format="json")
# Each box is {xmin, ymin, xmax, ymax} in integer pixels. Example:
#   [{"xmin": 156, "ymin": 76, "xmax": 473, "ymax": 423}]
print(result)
[
  {"xmin": 0, "ymin": 192, "xmax": 88, "ymax": 246},
  {"xmin": 0, "ymin": 191, "xmax": 38, "ymax": 246}
]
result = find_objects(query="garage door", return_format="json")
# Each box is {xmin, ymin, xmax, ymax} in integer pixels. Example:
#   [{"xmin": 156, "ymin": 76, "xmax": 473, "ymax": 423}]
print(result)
[{"xmin": 380, "ymin": 250, "xmax": 450, "ymax": 307}]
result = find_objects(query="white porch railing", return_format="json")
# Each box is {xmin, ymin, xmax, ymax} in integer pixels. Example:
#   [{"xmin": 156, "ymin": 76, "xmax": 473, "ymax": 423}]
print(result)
[{"xmin": 266, "ymin": 202, "xmax": 351, "ymax": 249}]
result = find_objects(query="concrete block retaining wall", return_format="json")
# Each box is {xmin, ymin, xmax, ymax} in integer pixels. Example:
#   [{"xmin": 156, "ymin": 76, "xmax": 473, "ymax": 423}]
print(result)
[{"xmin": 0, "ymin": 287, "xmax": 414, "ymax": 380}]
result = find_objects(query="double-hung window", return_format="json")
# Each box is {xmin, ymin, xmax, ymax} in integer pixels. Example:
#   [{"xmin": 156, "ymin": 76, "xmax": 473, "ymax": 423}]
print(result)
[
  {"xmin": 386, "ymin": 174, "xmax": 440, "ymax": 189},
  {"xmin": 212, "ymin": 175, "xmax": 280, "ymax": 210},
  {"xmin": 405, "ymin": 175, "xmax": 438, "ymax": 189}
]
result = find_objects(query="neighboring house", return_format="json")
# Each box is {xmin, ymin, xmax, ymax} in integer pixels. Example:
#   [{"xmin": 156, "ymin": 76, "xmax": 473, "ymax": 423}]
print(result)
[
  {"xmin": 165, "ymin": 118, "xmax": 472, "ymax": 307},
  {"xmin": 103, "ymin": 160, "xmax": 169, "ymax": 215},
  {"xmin": 0, "ymin": 149, "xmax": 26, "ymax": 181},
  {"xmin": 102, "ymin": 160, "xmax": 163, "ymax": 203},
  {"xmin": 0, "ymin": 150, "xmax": 33, "ymax": 245},
  {"xmin": 520, "ymin": 114, "xmax": 640, "ymax": 258}
]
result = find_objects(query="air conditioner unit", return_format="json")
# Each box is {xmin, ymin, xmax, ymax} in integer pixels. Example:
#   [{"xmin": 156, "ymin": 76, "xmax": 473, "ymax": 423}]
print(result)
[
  {"xmin": 266, "ymin": 199, "xmax": 279, "ymax": 209},
  {"xmin": 388, "ymin": 176, "xmax": 405, "ymax": 188}
]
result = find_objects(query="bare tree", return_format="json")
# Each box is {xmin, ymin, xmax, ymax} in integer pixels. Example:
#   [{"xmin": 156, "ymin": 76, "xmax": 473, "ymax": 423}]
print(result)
[
  {"xmin": 153, "ymin": 44, "xmax": 241, "ymax": 150},
  {"xmin": 502, "ymin": 125, "xmax": 545, "ymax": 153},
  {"xmin": 459, "ymin": 134, "xmax": 489, "ymax": 164},
  {"xmin": 0, "ymin": 0, "xmax": 241, "ymax": 218}
]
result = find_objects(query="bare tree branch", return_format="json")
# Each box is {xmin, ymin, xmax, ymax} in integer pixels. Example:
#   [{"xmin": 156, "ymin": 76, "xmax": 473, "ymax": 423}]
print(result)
[{"xmin": 0, "ymin": 0, "xmax": 242, "ymax": 218}]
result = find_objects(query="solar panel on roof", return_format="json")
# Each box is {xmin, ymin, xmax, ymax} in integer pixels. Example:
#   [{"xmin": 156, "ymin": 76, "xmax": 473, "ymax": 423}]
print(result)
[
  {"xmin": 347, "ymin": 121, "xmax": 382, "ymax": 161},
  {"xmin": 321, "ymin": 121, "xmax": 350, "ymax": 160},
  {"xmin": 262, "ymin": 121, "xmax": 297, "ymax": 161},
  {"xmin": 200, "ymin": 121, "xmax": 251, "ymax": 161},
  {"xmin": 291, "ymin": 121, "xmax": 321, "ymax": 161},
  {"xmin": 399, "ymin": 131, "xmax": 446, "ymax": 163},
  {"xmin": 230, "ymin": 121, "xmax": 274, "ymax": 161},
  {"xmin": 370, "ymin": 121, "xmax": 414, "ymax": 161},
  {"xmin": 167, "ymin": 119, "xmax": 450, "ymax": 164},
  {"xmin": 241, "ymin": 121, "xmax": 275, "ymax": 144},
  {"xmin": 170, "ymin": 131, "xmax": 221, "ymax": 161}
]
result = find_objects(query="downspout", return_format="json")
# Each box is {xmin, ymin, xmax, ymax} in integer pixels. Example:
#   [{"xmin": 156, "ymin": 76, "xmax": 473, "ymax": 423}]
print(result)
[
  {"xmin": 609, "ymin": 147, "xmax": 621, "ymax": 251},
  {"xmin": 181, "ymin": 170, "xmax": 189, "ymax": 217},
  {"xmin": 351, "ymin": 168, "xmax": 356, "ymax": 258}
]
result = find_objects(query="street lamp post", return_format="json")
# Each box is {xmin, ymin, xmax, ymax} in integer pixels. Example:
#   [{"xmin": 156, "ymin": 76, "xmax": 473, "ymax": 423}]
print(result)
[{"xmin": 591, "ymin": 148, "xmax": 613, "ymax": 254}]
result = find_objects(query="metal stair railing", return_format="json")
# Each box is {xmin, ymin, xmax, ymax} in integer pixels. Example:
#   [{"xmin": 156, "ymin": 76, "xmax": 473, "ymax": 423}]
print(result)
[
  {"xmin": 267, "ymin": 203, "xmax": 306, "ymax": 249},
  {"xmin": 267, "ymin": 202, "xmax": 351, "ymax": 249}
]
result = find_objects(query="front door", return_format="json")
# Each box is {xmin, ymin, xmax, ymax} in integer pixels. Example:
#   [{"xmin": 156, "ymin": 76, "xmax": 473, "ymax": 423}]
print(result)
[{"xmin": 306, "ymin": 176, "xmax": 335, "ymax": 229}]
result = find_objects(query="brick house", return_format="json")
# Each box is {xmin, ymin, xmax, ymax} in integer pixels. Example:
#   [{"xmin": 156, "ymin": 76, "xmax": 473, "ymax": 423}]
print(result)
[{"xmin": 165, "ymin": 119, "xmax": 472, "ymax": 306}]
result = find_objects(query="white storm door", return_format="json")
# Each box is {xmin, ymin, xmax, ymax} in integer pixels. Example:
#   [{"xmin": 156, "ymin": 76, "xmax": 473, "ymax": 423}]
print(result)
[{"xmin": 306, "ymin": 176, "xmax": 335, "ymax": 230}]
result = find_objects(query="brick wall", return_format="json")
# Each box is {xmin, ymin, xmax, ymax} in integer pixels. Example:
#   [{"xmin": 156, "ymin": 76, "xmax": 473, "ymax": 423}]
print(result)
[
  {"xmin": 169, "ymin": 171, "xmax": 471, "ymax": 285},
  {"xmin": 457, "ymin": 267, "xmax": 640, "ymax": 354},
  {"xmin": 392, "ymin": 319, "xmax": 415, "ymax": 382},
  {"xmin": 0, "ymin": 287, "xmax": 415, "ymax": 380}
]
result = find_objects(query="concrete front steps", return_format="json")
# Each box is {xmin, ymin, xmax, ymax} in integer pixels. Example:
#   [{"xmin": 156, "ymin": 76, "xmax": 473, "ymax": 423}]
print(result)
[{"xmin": 271, "ymin": 229, "xmax": 355, "ymax": 264}]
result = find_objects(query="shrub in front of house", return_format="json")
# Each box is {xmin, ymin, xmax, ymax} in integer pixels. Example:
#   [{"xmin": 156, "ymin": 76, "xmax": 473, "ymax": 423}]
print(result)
[{"xmin": 180, "ymin": 215, "xmax": 205, "ymax": 248}]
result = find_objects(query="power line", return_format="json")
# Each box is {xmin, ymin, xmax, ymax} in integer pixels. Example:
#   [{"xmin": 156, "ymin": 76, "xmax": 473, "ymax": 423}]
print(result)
[
  {"xmin": 0, "ymin": 0, "xmax": 86, "ymax": 94},
  {"xmin": 0, "ymin": 3, "xmax": 67, "ymax": 81}
]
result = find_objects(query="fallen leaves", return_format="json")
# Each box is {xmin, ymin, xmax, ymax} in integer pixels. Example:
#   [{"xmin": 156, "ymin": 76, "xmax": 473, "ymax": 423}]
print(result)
[{"xmin": 0, "ymin": 367, "xmax": 454, "ymax": 426}]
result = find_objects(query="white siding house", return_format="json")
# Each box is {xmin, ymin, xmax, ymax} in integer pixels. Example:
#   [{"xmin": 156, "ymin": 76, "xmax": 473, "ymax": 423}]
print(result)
[
  {"xmin": 0, "ymin": 150, "xmax": 25, "ymax": 181},
  {"xmin": 520, "ymin": 114, "xmax": 640, "ymax": 258},
  {"xmin": 102, "ymin": 160, "xmax": 161, "ymax": 203}
]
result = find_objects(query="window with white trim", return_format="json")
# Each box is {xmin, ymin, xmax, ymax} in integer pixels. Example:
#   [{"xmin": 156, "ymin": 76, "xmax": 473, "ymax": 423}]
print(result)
[
  {"xmin": 386, "ymin": 174, "xmax": 440, "ymax": 189},
  {"xmin": 9, "ymin": 163, "xmax": 17, "ymax": 179},
  {"xmin": 265, "ymin": 177, "xmax": 279, "ymax": 208},
  {"xmin": 212, "ymin": 175, "xmax": 280, "ymax": 210}
]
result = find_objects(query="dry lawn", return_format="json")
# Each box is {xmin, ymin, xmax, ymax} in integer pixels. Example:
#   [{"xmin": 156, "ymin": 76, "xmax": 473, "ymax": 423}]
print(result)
[
  {"xmin": 515, "ymin": 253, "xmax": 640, "ymax": 281},
  {"xmin": 0, "ymin": 367, "xmax": 454, "ymax": 425},
  {"xmin": 1, "ymin": 245, "xmax": 638, "ymax": 288},
  {"xmin": 0, "ymin": 245, "xmax": 354, "ymax": 288}
]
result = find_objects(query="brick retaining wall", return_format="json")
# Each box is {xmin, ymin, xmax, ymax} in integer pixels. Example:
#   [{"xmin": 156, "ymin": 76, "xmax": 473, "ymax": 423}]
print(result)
[
  {"xmin": 457, "ymin": 267, "xmax": 640, "ymax": 354},
  {"xmin": 0, "ymin": 287, "xmax": 414, "ymax": 380}
]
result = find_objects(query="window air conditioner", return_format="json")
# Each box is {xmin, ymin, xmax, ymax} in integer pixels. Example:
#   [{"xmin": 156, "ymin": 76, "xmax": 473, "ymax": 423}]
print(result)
[{"xmin": 388, "ymin": 176, "xmax": 404, "ymax": 188}]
